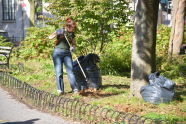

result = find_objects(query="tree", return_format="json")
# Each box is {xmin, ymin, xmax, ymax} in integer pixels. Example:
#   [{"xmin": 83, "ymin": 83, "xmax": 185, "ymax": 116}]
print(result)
[
  {"xmin": 168, "ymin": 0, "xmax": 185, "ymax": 56},
  {"xmin": 29, "ymin": 0, "xmax": 35, "ymax": 26},
  {"xmin": 46, "ymin": 0, "xmax": 132, "ymax": 54},
  {"xmin": 28, "ymin": 0, "xmax": 43, "ymax": 26},
  {"xmin": 130, "ymin": 0, "xmax": 159, "ymax": 98}
]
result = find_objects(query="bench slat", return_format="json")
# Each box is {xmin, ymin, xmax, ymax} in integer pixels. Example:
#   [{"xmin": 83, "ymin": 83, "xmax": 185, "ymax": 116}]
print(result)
[
  {"xmin": 0, "ymin": 50, "xmax": 11, "ymax": 54},
  {"xmin": 0, "ymin": 46, "xmax": 12, "ymax": 50}
]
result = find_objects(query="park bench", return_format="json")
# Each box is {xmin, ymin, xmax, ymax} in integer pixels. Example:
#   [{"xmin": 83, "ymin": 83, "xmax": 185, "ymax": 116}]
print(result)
[{"xmin": 0, "ymin": 46, "xmax": 13, "ymax": 69}]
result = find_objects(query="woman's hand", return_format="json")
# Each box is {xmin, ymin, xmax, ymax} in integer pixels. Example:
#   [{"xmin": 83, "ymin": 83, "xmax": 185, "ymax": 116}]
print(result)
[
  {"xmin": 70, "ymin": 46, "xmax": 75, "ymax": 52},
  {"xmin": 48, "ymin": 32, "xmax": 56, "ymax": 39}
]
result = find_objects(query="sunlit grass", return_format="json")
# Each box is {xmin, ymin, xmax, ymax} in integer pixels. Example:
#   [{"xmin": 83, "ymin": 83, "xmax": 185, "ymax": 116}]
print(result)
[
  {"xmin": 9, "ymin": 58, "xmax": 186, "ymax": 122},
  {"xmin": 144, "ymin": 112, "xmax": 186, "ymax": 123}
]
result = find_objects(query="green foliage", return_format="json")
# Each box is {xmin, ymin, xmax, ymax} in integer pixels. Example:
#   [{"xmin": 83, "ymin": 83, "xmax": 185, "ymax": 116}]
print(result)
[
  {"xmin": 156, "ymin": 25, "xmax": 171, "ymax": 66},
  {"xmin": 0, "ymin": 37, "xmax": 12, "ymax": 62},
  {"xmin": 144, "ymin": 112, "xmax": 186, "ymax": 123},
  {"xmin": 47, "ymin": 0, "xmax": 133, "ymax": 54},
  {"xmin": 17, "ymin": 26, "xmax": 55, "ymax": 59},
  {"xmin": 100, "ymin": 24, "xmax": 185, "ymax": 82},
  {"xmin": 156, "ymin": 25, "xmax": 186, "ymax": 82},
  {"xmin": 17, "ymin": 2, "xmax": 184, "ymax": 82},
  {"xmin": 16, "ymin": 24, "xmax": 184, "ymax": 82},
  {"xmin": 0, "ymin": 36, "xmax": 13, "ymax": 46},
  {"xmin": 100, "ymin": 26, "xmax": 133, "ymax": 76},
  {"xmin": 160, "ymin": 57, "xmax": 186, "ymax": 82}
]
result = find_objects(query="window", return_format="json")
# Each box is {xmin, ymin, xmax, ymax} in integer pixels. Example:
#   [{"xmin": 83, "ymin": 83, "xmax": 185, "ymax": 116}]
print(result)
[{"xmin": 2, "ymin": 0, "xmax": 16, "ymax": 20}]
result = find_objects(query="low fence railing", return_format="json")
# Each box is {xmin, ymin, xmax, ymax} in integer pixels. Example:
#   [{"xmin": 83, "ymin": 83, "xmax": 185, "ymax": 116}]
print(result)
[{"xmin": 0, "ymin": 72, "xmax": 169, "ymax": 124}]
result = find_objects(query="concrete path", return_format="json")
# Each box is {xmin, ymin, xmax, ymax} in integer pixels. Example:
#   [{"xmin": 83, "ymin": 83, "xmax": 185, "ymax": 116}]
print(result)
[{"xmin": 0, "ymin": 87, "xmax": 80, "ymax": 124}]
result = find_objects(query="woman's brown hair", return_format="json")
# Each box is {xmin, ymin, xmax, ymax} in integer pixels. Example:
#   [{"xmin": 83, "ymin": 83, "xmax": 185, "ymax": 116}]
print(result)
[{"xmin": 65, "ymin": 17, "xmax": 77, "ymax": 32}]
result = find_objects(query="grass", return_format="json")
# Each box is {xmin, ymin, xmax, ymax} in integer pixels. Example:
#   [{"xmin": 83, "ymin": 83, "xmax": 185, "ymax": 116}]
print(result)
[
  {"xmin": 144, "ymin": 112, "xmax": 185, "ymax": 123},
  {"xmin": 9, "ymin": 58, "xmax": 186, "ymax": 123}
]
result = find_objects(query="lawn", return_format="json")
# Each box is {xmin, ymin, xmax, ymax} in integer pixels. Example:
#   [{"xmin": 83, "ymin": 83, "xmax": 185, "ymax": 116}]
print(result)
[{"xmin": 10, "ymin": 58, "xmax": 186, "ymax": 123}]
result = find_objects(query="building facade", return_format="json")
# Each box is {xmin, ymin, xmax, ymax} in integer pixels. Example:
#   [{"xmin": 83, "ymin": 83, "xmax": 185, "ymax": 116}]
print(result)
[
  {"xmin": 0, "ymin": 0, "xmax": 31, "ymax": 41},
  {"xmin": 132, "ymin": 0, "xmax": 172, "ymax": 26}
]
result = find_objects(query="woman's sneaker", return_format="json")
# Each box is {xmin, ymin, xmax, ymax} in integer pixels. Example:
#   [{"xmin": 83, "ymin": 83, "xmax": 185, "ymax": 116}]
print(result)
[
  {"xmin": 57, "ymin": 90, "xmax": 64, "ymax": 95},
  {"xmin": 73, "ymin": 89, "xmax": 79, "ymax": 94}
]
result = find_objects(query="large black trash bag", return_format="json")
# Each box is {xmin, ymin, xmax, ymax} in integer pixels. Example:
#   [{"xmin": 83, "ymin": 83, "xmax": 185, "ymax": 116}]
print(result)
[
  {"xmin": 73, "ymin": 53, "xmax": 102, "ymax": 90},
  {"xmin": 73, "ymin": 55, "xmax": 87, "ymax": 90},
  {"xmin": 140, "ymin": 72, "xmax": 175, "ymax": 104}
]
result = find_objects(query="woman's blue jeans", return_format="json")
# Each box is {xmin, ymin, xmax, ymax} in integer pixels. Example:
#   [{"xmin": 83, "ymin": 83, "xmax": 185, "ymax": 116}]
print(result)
[{"xmin": 52, "ymin": 48, "xmax": 78, "ymax": 93}]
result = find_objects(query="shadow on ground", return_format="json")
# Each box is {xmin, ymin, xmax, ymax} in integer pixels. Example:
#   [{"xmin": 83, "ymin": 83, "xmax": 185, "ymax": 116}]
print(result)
[{"xmin": 1, "ymin": 118, "xmax": 39, "ymax": 124}]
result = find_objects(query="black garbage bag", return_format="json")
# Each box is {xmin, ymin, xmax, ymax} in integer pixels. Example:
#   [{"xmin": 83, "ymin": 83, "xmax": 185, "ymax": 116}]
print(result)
[
  {"xmin": 73, "ymin": 55, "xmax": 87, "ymax": 90},
  {"xmin": 86, "ymin": 65, "xmax": 102, "ymax": 89},
  {"xmin": 73, "ymin": 53, "xmax": 102, "ymax": 90},
  {"xmin": 140, "ymin": 72, "xmax": 175, "ymax": 104}
]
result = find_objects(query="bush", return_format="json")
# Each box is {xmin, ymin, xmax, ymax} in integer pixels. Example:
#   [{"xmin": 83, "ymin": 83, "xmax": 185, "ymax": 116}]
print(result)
[
  {"xmin": 156, "ymin": 25, "xmax": 171, "ymax": 70},
  {"xmin": 156, "ymin": 25, "xmax": 186, "ymax": 82},
  {"xmin": 100, "ymin": 26, "xmax": 133, "ymax": 76},
  {"xmin": 100, "ymin": 25, "xmax": 185, "ymax": 82},
  {"xmin": 17, "ymin": 26, "xmax": 55, "ymax": 59}
]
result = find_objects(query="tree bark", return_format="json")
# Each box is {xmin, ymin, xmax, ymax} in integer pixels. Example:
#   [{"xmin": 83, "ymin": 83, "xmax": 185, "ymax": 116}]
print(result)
[
  {"xmin": 130, "ymin": 0, "xmax": 159, "ymax": 98},
  {"xmin": 168, "ymin": 0, "xmax": 185, "ymax": 56},
  {"xmin": 29, "ymin": 0, "xmax": 35, "ymax": 26}
]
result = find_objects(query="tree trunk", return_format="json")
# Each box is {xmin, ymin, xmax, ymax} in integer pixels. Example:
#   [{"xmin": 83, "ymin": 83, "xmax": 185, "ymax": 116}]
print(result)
[
  {"xmin": 130, "ymin": 0, "xmax": 159, "ymax": 98},
  {"xmin": 168, "ymin": 0, "xmax": 185, "ymax": 56},
  {"xmin": 29, "ymin": 0, "xmax": 35, "ymax": 26}
]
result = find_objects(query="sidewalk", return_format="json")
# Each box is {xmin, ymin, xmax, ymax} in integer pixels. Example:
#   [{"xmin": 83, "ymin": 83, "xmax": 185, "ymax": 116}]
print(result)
[{"xmin": 0, "ymin": 87, "xmax": 80, "ymax": 124}]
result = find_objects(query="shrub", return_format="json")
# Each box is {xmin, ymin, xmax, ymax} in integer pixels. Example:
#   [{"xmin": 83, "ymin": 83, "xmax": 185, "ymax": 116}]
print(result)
[
  {"xmin": 156, "ymin": 25, "xmax": 186, "ymax": 82},
  {"xmin": 100, "ymin": 26, "xmax": 133, "ymax": 76},
  {"xmin": 100, "ymin": 24, "xmax": 185, "ymax": 82},
  {"xmin": 17, "ymin": 26, "xmax": 55, "ymax": 59},
  {"xmin": 156, "ymin": 25, "xmax": 171, "ymax": 71}
]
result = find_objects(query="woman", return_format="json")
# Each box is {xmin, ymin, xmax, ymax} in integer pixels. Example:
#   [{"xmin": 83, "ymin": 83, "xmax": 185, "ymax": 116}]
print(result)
[{"xmin": 49, "ymin": 17, "xmax": 78, "ymax": 95}]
